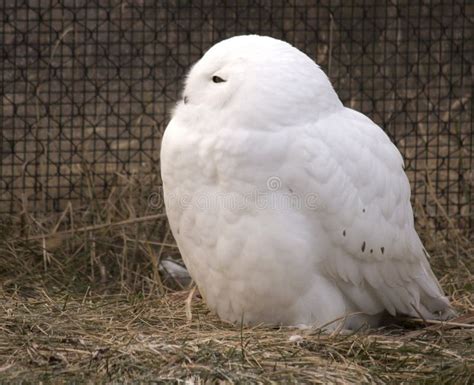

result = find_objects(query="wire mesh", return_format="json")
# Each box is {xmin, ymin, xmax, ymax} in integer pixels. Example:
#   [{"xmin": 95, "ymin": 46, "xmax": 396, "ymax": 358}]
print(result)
[{"xmin": 1, "ymin": 1, "xmax": 472, "ymax": 232}]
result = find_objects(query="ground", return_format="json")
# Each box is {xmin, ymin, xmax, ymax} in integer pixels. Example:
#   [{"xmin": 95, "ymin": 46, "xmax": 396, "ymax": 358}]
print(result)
[
  {"xmin": 1, "ymin": 287, "xmax": 472, "ymax": 383},
  {"xmin": 0, "ymin": 205, "xmax": 472, "ymax": 383}
]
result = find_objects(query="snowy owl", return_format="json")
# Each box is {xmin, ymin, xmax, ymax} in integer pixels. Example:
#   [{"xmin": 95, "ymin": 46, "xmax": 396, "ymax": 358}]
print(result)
[{"xmin": 160, "ymin": 35, "xmax": 453, "ymax": 329}]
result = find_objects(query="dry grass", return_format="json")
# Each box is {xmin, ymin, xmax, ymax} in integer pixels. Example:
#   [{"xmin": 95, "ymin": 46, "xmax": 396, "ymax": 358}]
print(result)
[
  {"xmin": 1, "ymin": 289, "xmax": 472, "ymax": 384},
  {"xmin": 0, "ymin": 175, "xmax": 473, "ymax": 383}
]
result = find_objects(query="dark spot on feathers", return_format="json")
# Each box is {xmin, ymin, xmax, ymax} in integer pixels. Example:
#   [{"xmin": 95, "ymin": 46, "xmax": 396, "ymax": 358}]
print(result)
[
  {"xmin": 361, "ymin": 241, "xmax": 366, "ymax": 252},
  {"xmin": 370, "ymin": 249, "xmax": 373, "ymax": 253},
  {"xmin": 343, "ymin": 230, "xmax": 346, "ymax": 237},
  {"xmin": 177, "ymin": 227, "xmax": 180, "ymax": 235},
  {"xmin": 362, "ymin": 208, "xmax": 366, "ymax": 213},
  {"xmin": 381, "ymin": 247, "xmax": 385, "ymax": 254},
  {"xmin": 288, "ymin": 187, "xmax": 294, "ymax": 193},
  {"xmin": 183, "ymin": 96, "xmax": 188, "ymax": 104}
]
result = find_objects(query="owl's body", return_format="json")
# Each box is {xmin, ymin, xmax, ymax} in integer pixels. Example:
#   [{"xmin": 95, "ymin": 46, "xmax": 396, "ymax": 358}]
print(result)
[{"xmin": 161, "ymin": 35, "xmax": 452, "ymax": 329}]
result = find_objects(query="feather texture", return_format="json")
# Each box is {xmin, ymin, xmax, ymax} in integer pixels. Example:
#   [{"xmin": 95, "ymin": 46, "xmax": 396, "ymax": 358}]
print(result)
[{"xmin": 161, "ymin": 35, "xmax": 453, "ymax": 329}]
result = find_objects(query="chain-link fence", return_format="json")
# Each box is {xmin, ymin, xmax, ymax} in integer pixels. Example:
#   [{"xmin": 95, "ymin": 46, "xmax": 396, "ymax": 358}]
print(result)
[{"xmin": 1, "ymin": 1, "xmax": 472, "ymax": 232}]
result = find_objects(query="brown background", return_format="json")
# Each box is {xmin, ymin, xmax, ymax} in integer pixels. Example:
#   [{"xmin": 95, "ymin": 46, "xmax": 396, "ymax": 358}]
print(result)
[{"xmin": 1, "ymin": 0, "xmax": 472, "ymax": 232}]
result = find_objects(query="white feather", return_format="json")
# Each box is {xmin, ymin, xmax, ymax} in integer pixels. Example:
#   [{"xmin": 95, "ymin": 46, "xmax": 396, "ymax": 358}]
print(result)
[{"xmin": 160, "ymin": 35, "xmax": 453, "ymax": 329}]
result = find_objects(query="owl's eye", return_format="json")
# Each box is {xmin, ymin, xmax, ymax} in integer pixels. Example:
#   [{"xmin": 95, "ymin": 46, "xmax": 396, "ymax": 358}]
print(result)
[{"xmin": 212, "ymin": 75, "xmax": 226, "ymax": 83}]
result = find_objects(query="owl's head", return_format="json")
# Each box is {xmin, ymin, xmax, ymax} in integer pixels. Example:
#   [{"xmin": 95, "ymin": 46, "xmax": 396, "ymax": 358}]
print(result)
[{"xmin": 176, "ymin": 35, "xmax": 342, "ymax": 127}]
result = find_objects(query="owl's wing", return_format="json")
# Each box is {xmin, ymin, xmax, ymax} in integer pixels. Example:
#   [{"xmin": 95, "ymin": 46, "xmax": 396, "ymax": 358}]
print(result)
[{"xmin": 291, "ymin": 108, "xmax": 451, "ymax": 319}]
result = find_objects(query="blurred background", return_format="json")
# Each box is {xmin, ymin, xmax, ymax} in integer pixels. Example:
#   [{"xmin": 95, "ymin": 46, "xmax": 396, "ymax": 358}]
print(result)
[
  {"xmin": 1, "ymin": 1, "xmax": 472, "ymax": 291},
  {"xmin": 2, "ymin": 1, "xmax": 472, "ymax": 238},
  {"xmin": 2, "ymin": 1, "xmax": 472, "ymax": 233}
]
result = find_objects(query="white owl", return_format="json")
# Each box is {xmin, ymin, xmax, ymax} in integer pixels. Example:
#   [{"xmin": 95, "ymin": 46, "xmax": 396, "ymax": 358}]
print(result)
[{"xmin": 160, "ymin": 35, "xmax": 453, "ymax": 329}]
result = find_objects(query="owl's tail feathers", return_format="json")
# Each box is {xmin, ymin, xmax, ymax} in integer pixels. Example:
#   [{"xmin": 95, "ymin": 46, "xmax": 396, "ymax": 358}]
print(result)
[
  {"xmin": 416, "ymin": 293, "xmax": 457, "ymax": 321},
  {"xmin": 415, "ymin": 260, "xmax": 457, "ymax": 321}
]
